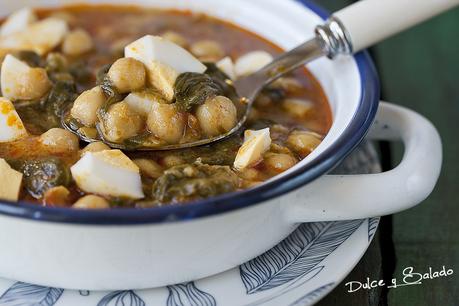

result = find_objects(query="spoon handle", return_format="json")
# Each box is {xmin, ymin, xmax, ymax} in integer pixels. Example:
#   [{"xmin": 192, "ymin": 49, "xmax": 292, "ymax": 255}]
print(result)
[{"xmin": 333, "ymin": 0, "xmax": 459, "ymax": 53}]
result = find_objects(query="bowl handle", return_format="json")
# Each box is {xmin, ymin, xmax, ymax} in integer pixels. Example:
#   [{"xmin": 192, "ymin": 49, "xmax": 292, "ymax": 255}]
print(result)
[{"xmin": 285, "ymin": 101, "xmax": 442, "ymax": 223}]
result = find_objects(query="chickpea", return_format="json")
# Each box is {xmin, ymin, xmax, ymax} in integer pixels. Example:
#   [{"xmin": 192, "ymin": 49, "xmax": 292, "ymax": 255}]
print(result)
[
  {"xmin": 271, "ymin": 124, "xmax": 290, "ymax": 135},
  {"xmin": 103, "ymin": 101, "xmax": 144, "ymax": 142},
  {"xmin": 39, "ymin": 128, "xmax": 79, "ymax": 153},
  {"xmin": 161, "ymin": 31, "xmax": 188, "ymax": 48},
  {"xmin": 190, "ymin": 40, "xmax": 224, "ymax": 61},
  {"xmin": 77, "ymin": 127, "xmax": 98, "ymax": 139},
  {"xmin": 246, "ymin": 108, "xmax": 260, "ymax": 124},
  {"xmin": 73, "ymin": 195, "xmax": 110, "ymax": 209},
  {"xmin": 195, "ymin": 96, "xmax": 237, "ymax": 137},
  {"xmin": 238, "ymin": 168, "xmax": 262, "ymax": 181},
  {"xmin": 108, "ymin": 58, "xmax": 146, "ymax": 94},
  {"xmin": 264, "ymin": 153, "xmax": 297, "ymax": 173},
  {"xmin": 110, "ymin": 37, "xmax": 133, "ymax": 56},
  {"xmin": 71, "ymin": 86, "xmax": 106, "ymax": 127},
  {"xmin": 26, "ymin": 68, "xmax": 52, "ymax": 100},
  {"xmin": 286, "ymin": 131, "xmax": 322, "ymax": 156},
  {"xmin": 62, "ymin": 29, "xmax": 94, "ymax": 56},
  {"xmin": 162, "ymin": 155, "xmax": 186, "ymax": 168},
  {"xmin": 254, "ymin": 93, "xmax": 273, "ymax": 108},
  {"xmin": 282, "ymin": 98, "xmax": 313, "ymax": 118},
  {"xmin": 242, "ymin": 181, "xmax": 263, "ymax": 189},
  {"xmin": 133, "ymin": 159, "xmax": 163, "ymax": 179},
  {"xmin": 43, "ymin": 186, "xmax": 70, "ymax": 206},
  {"xmin": 49, "ymin": 11, "xmax": 77, "ymax": 26},
  {"xmin": 80, "ymin": 141, "xmax": 110, "ymax": 156},
  {"xmin": 46, "ymin": 53, "xmax": 68, "ymax": 72},
  {"xmin": 147, "ymin": 103, "xmax": 185, "ymax": 144},
  {"xmin": 270, "ymin": 77, "xmax": 303, "ymax": 94}
]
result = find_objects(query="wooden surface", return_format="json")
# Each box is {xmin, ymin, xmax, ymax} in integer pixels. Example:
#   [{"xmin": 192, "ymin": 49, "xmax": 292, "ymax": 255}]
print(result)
[{"xmin": 314, "ymin": 1, "xmax": 459, "ymax": 305}]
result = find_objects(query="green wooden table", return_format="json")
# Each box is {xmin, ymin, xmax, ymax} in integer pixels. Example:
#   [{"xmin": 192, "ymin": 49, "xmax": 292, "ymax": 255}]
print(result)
[{"xmin": 314, "ymin": 1, "xmax": 459, "ymax": 305}]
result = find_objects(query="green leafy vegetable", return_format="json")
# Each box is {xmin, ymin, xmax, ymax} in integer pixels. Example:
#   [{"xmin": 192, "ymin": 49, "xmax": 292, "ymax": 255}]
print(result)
[
  {"xmin": 174, "ymin": 62, "xmax": 238, "ymax": 112},
  {"xmin": 204, "ymin": 62, "xmax": 231, "ymax": 82},
  {"xmin": 17, "ymin": 157, "xmax": 71, "ymax": 199},
  {"xmin": 174, "ymin": 72, "xmax": 224, "ymax": 112},
  {"xmin": 96, "ymin": 64, "xmax": 124, "ymax": 109},
  {"xmin": 45, "ymin": 53, "xmax": 68, "ymax": 73},
  {"xmin": 152, "ymin": 161, "xmax": 239, "ymax": 204},
  {"xmin": 13, "ymin": 52, "xmax": 86, "ymax": 134},
  {"xmin": 15, "ymin": 51, "xmax": 43, "ymax": 67},
  {"xmin": 93, "ymin": 64, "xmax": 127, "ymax": 142},
  {"xmin": 68, "ymin": 60, "xmax": 92, "ymax": 84},
  {"xmin": 16, "ymin": 80, "xmax": 78, "ymax": 134}
]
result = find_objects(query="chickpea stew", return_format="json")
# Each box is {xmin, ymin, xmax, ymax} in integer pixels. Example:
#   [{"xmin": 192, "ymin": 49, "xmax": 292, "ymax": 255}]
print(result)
[{"xmin": 0, "ymin": 5, "xmax": 332, "ymax": 209}]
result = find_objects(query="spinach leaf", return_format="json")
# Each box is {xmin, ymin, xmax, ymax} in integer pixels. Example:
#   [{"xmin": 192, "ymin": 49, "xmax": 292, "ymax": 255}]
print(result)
[
  {"xmin": 174, "ymin": 72, "xmax": 224, "ymax": 112},
  {"xmin": 174, "ymin": 62, "xmax": 239, "ymax": 112},
  {"xmin": 204, "ymin": 62, "xmax": 239, "ymax": 99},
  {"xmin": 68, "ymin": 60, "xmax": 92, "ymax": 84},
  {"xmin": 15, "ymin": 80, "xmax": 78, "ymax": 134},
  {"xmin": 13, "ymin": 52, "xmax": 82, "ymax": 134},
  {"xmin": 96, "ymin": 64, "xmax": 124, "ymax": 109},
  {"xmin": 152, "ymin": 162, "xmax": 239, "ymax": 204},
  {"xmin": 17, "ymin": 157, "xmax": 71, "ymax": 199},
  {"xmin": 15, "ymin": 51, "xmax": 44, "ymax": 67}
]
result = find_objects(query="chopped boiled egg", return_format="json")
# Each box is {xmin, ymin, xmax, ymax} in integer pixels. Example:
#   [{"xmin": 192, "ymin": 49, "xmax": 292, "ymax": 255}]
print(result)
[
  {"xmin": 125, "ymin": 35, "xmax": 206, "ymax": 101},
  {"xmin": 0, "ymin": 158, "xmax": 23, "ymax": 201},
  {"xmin": 0, "ymin": 8, "xmax": 37, "ymax": 37},
  {"xmin": 234, "ymin": 128, "xmax": 272, "ymax": 170},
  {"xmin": 71, "ymin": 149, "xmax": 145, "ymax": 199},
  {"xmin": 0, "ymin": 17, "xmax": 68, "ymax": 55},
  {"xmin": 124, "ymin": 90, "xmax": 168, "ymax": 117},
  {"xmin": 234, "ymin": 51, "xmax": 273, "ymax": 77},
  {"xmin": 1, "ymin": 54, "xmax": 51, "ymax": 101},
  {"xmin": 0, "ymin": 97, "xmax": 27, "ymax": 142},
  {"xmin": 216, "ymin": 56, "xmax": 236, "ymax": 80}
]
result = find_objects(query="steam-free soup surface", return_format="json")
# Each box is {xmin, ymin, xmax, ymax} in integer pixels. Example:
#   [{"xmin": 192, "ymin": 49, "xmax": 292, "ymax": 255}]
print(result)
[{"xmin": 0, "ymin": 5, "xmax": 331, "ymax": 209}]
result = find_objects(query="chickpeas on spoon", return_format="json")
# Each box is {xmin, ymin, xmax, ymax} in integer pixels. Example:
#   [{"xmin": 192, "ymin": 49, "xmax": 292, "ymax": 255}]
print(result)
[
  {"xmin": 63, "ymin": 0, "xmax": 459, "ymax": 151},
  {"xmin": 62, "ymin": 35, "xmax": 242, "ymax": 151}
]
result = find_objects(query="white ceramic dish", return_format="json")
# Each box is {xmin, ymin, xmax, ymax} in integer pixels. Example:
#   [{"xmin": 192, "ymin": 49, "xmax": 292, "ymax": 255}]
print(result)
[
  {"xmin": 0, "ymin": 142, "xmax": 381, "ymax": 305},
  {"xmin": 0, "ymin": 0, "xmax": 442, "ymax": 290},
  {"xmin": 0, "ymin": 218, "xmax": 378, "ymax": 306}
]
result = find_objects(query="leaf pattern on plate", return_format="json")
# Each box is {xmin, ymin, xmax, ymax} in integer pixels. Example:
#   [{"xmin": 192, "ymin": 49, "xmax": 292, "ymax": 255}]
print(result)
[
  {"xmin": 167, "ymin": 282, "xmax": 216, "ymax": 306},
  {"xmin": 288, "ymin": 282, "xmax": 335, "ymax": 306},
  {"xmin": 97, "ymin": 290, "xmax": 145, "ymax": 306},
  {"xmin": 243, "ymin": 266, "xmax": 324, "ymax": 306},
  {"xmin": 0, "ymin": 282, "xmax": 63, "ymax": 306},
  {"xmin": 368, "ymin": 217, "xmax": 380, "ymax": 241},
  {"xmin": 239, "ymin": 220, "xmax": 364, "ymax": 294}
]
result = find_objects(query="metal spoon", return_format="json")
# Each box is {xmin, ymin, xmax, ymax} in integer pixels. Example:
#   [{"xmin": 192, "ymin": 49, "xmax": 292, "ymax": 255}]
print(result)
[{"xmin": 65, "ymin": 0, "xmax": 458, "ymax": 151}]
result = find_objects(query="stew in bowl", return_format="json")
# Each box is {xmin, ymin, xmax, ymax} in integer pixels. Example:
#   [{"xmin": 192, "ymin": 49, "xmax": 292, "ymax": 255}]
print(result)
[{"xmin": 0, "ymin": 5, "xmax": 332, "ymax": 209}]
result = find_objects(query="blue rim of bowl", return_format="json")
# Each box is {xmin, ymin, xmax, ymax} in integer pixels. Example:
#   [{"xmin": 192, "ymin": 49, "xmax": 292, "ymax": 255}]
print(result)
[{"xmin": 0, "ymin": 0, "xmax": 380, "ymax": 225}]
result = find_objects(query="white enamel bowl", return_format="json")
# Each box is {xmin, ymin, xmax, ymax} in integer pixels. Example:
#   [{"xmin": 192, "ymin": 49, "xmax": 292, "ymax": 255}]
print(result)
[{"xmin": 0, "ymin": 0, "xmax": 442, "ymax": 290}]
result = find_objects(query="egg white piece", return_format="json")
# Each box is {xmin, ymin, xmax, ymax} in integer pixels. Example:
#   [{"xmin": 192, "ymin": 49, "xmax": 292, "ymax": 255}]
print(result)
[
  {"xmin": 234, "ymin": 128, "xmax": 272, "ymax": 170},
  {"xmin": 124, "ymin": 91, "xmax": 165, "ymax": 117},
  {"xmin": 0, "ymin": 17, "xmax": 68, "ymax": 55},
  {"xmin": 216, "ymin": 56, "xmax": 237, "ymax": 80},
  {"xmin": 1, "ymin": 54, "xmax": 51, "ymax": 101},
  {"xmin": 125, "ymin": 35, "xmax": 206, "ymax": 101},
  {"xmin": 71, "ymin": 150, "xmax": 145, "ymax": 199},
  {"xmin": 0, "ymin": 8, "xmax": 37, "ymax": 37},
  {"xmin": 0, "ymin": 97, "xmax": 27, "ymax": 142},
  {"xmin": 235, "ymin": 51, "xmax": 273, "ymax": 77},
  {"xmin": 0, "ymin": 158, "xmax": 23, "ymax": 201}
]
